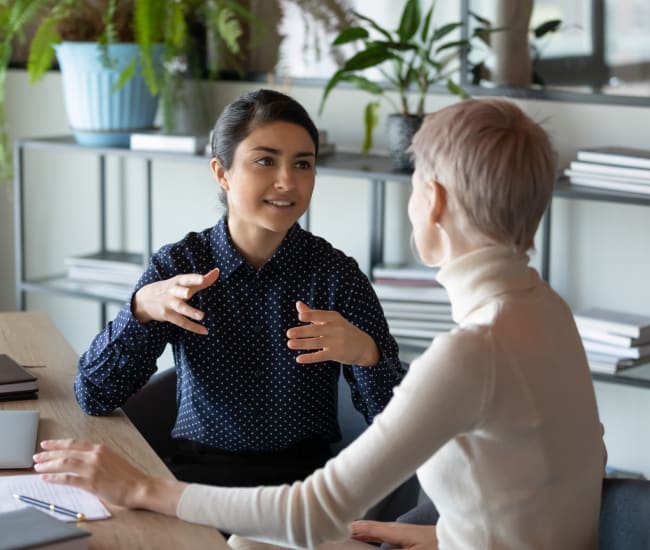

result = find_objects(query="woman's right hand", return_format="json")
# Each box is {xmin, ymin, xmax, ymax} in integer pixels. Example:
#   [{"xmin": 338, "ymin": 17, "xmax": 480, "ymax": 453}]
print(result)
[
  {"xmin": 132, "ymin": 268, "xmax": 220, "ymax": 335},
  {"xmin": 351, "ymin": 520, "xmax": 438, "ymax": 549}
]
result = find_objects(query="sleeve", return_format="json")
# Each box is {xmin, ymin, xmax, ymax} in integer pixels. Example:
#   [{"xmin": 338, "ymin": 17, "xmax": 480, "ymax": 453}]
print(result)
[
  {"xmin": 338, "ymin": 265, "xmax": 406, "ymax": 423},
  {"xmin": 74, "ymin": 255, "xmax": 176, "ymax": 415},
  {"xmin": 176, "ymin": 329, "xmax": 495, "ymax": 548}
]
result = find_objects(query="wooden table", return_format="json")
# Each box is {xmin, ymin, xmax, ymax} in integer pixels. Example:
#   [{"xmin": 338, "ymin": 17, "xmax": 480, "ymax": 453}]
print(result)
[{"xmin": 0, "ymin": 312, "xmax": 228, "ymax": 549}]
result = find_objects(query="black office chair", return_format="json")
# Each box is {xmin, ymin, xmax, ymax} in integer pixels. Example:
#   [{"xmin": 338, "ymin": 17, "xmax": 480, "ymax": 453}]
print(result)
[
  {"xmin": 385, "ymin": 476, "xmax": 650, "ymax": 550},
  {"xmin": 122, "ymin": 366, "xmax": 421, "ymax": 522},
  {"xmin": 599, "ymin": 477, "xmax": 650, "ymax": 549}
]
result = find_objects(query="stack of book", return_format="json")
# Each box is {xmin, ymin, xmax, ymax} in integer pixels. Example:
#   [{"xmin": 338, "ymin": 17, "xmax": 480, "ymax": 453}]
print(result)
[
  {"xmin": 564, "ymin": 146, "xmax": 650, "ymax": 195},
  {"xmin": 573, "ymin": 308, "xmax": 650, "ymax": 374},
  {"xmin": 0, "ymin": 354, "xmax": 38, "ymax": 401},
  {"xmin": 64, "ymin": 251, "xmax": 144, "ymax": 300},
  {"xmin": 372, "ymin": 263, "xmax": 455, "ymax": 351}
]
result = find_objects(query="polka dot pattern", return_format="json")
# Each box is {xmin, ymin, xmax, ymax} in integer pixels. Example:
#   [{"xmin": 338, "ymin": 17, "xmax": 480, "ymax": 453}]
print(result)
[{"xmin": 75, "ymin": 217, "xmax": 405, "ymax": 451}]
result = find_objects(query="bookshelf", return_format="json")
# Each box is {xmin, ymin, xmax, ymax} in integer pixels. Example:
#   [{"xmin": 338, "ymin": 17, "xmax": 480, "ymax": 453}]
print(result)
[
  {"xmin": 13, "ymin": 136, "xmax": 410, "ymax": 328},
  {"xmin": 13, "ymin": 137, "xmax": 650, "ymax": 388}
]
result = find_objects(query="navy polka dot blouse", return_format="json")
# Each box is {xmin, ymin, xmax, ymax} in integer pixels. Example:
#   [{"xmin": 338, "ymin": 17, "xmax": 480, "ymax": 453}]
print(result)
[{"xmin": 74, "ymin": 217, "xmax": 405, "ymax": 452}]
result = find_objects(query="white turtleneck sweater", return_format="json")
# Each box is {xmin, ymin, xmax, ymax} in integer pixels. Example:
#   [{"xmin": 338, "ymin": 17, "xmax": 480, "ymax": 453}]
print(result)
[{"xmin": 177, "ymin": 245, "xmax": 606, "ymax": 549}]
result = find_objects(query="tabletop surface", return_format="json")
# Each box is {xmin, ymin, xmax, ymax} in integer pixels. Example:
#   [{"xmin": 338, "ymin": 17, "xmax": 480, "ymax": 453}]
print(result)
[{"xmin": 0, "ymin": 311, "xmax": 228, "ymax": 549}]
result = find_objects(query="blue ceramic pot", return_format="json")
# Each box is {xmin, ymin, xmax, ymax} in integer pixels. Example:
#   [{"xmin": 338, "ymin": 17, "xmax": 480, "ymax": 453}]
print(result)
[{"xmin": 55, "ymin": 42, "xmax": 162, "ymax": 147}]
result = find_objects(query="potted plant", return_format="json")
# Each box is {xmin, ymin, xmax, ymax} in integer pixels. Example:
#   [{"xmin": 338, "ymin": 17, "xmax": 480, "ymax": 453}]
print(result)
[
  {"xmin": 0, "ymin": 1, "xmax": 48, "ymax": 183},
  {"xmin": 319, "ymin": 0, "xmax": 490, "ymax": 171}
]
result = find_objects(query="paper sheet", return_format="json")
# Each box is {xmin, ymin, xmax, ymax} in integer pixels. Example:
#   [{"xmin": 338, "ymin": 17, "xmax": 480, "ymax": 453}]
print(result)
[{"xmin": 0, "ymin": 474, "xmax": 111, "ymax": 522}]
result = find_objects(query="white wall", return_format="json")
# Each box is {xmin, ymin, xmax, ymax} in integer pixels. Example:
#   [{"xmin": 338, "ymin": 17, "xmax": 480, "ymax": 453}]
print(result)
[{"xmin": 2, "ymin": 70, "xmax": 650, "ymax": 476}]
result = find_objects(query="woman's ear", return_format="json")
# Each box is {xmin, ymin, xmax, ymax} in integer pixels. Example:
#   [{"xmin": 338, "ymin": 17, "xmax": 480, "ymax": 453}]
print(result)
[
  {"xmin": 428, "ymin": 181, "xmax": 447, "ymax": 227},
  {"xmin": 210, "ymin": 158, "xmax": 230, "ymax": 192}
]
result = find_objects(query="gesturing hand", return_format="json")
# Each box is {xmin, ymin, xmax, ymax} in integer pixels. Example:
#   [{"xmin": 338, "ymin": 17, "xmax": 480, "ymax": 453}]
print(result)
[
  {"xmin": 132, "ymin": 268, "xmax": 220, "ymax": 335},
  {"xmin": 286, "ymin": 301, "xmax": 380, "ymax": 367},
  {"xmin": 351, "ymin": 520, "xmax": 439, "ymax": 549}
]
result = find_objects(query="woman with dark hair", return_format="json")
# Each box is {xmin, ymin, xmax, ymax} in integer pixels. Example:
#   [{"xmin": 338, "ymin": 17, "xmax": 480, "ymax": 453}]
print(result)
[{"xmin": 72, "ymin": 88, "xmax": 405, "ymax": 488}]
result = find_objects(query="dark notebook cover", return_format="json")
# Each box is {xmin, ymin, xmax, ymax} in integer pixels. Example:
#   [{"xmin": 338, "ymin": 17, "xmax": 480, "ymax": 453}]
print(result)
[
  {"xmin": 0, "ymin": 354, "xmax": 38, "ymax": 395},
  {"xmin": 0, "ymin": 507, "xmax": 90, "ymax": 549}
]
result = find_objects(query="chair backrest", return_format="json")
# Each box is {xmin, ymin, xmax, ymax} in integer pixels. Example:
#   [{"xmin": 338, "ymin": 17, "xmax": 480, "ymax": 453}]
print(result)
[{"xmin": 599, "ymin": 477, "xmax": 650, "ymax": 550}]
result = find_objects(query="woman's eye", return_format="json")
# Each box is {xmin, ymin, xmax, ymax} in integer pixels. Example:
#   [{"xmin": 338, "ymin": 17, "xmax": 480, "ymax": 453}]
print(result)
[
  {"xmin": 255, "ymin": 157, "xmax": 273, "ymax": 166},
  {"xmin": 295, "ymin": 160, "xmax": 312, "ymax": 170}
]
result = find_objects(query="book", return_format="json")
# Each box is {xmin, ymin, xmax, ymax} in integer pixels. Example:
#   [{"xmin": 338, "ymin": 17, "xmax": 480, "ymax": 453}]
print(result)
[
  {"xmin": 0, "ymin": 354, "xmax": 38, "ymax": 398},
  {"xmin": 130, "ymin": 131, "xmax": 209, "ymax": 154},
  {"xmin": 576, "ymin": 146, "xmax": 650, "ymax": 170},
  {"xmin": 0, "ymin": 507, "xmax": 90, "ymax": 550},
  {"xmin": 373, "ymin": 283, "xmax": 450, "ymax": 304},
  {"xmin": 586, "ymin": 352, "xmax": 650, "ymax": 375},
  {"xmin": 574, "ymin": 308, "xmax": 650, "ymax": 339},
  {"xmin": 64, "ymin": 251, "xmax": 144, "ymax": 286},
  {"xmin": 569, "ymin": 160, "xmax": 650, "ymax": 182},
  {"xmin": 582, "ymin": 339, "xmax": 650, "ymax": 360},
  {"xmin": 372, "ymin": 263, "xmax": 440, "ymax": 281},
  {"xmin": 566, "ymin": 173, "xmax": 650, "ymax": 196},
  {"xmin": 578, "ymin": 326, "xmax": 650, "ymax": 348}
]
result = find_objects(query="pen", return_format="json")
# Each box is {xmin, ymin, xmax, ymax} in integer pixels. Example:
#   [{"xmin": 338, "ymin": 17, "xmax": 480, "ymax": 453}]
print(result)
[{"xmin": 13, "ymin": 493, "xmax": 86, "ymax": 520}]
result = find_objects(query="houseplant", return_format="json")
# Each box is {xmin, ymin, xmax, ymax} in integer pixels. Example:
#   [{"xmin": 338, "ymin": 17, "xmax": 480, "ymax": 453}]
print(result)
[
  {"xmin": 0, "ymin": 0, "xmax": 48, "ymax": 183},
  {"xmin": 319, "ymin": 0, "xmax": 490, "ymax": 170},
  {"xmin": 25, "ymin": 0, "xmax": 254, "ymax": 143},
  {"xmin": 0, "ymin": 0, "xmax": 255, "ymax": 181}
]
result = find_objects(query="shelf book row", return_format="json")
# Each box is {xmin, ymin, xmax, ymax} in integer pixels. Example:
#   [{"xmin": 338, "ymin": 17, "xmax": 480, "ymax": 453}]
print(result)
[
  {"xmin": 565, "ymin": 146, "xmax": 650, "ymax": 195},
  {"xmin": 372, "ymin": 263, "xmax": 454, "ymax": 352},
  {"xmin": 574, "ymin": 307, "xmax": 650, "ymax": 374}
]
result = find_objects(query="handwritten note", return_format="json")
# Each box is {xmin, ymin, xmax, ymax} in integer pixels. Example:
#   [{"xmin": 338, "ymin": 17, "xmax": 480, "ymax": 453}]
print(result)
[{"xmin": 0, "ymin": 474, "xmax": 111, "ymax": 522}]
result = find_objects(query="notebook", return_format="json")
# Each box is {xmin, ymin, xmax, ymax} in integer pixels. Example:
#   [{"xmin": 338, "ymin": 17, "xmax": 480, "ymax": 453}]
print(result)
[
  {"xmin": 0, "ymin": 506, "xmax": 90, "ymax": 550},
  {"xmin": 0, "ymin": 410, "xmax": 40, "ymax": 468},
  {"xmin": 0, "ymin": 354, "xmax": 38, "ymax": 400}
]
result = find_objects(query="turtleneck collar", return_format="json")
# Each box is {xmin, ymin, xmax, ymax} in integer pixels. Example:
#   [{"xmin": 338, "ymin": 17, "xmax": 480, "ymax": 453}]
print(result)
[{"xmin": 436, "ymin": 245, "xmax": 541, "ymax": 324}]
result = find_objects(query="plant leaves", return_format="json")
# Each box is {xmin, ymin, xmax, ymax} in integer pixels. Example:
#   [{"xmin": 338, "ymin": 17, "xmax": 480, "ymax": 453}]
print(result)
[
  {"xmin": 534, "ymin": 19, "xmax": 562, "ymax": 38},
  {"xmin": 398, "ymin": 0, "xmax": 421, "ymax": 42},
  {"xmin": 319, "ymin": 69, "xmax": 345, "ymax": 114},
  {"xmin": 362, "ymin": 101, "xmax": 380, "ymax": 154},
  {"xmin": 447, "ymin": 79, "xmax": 469, "ymax": 99},
  {"xmin": 333, "ymin": 27, "xmax": 368, "ymax": 45},
  {"xmin": 340, "ymin": 74, "xmax": 383, "ymax": 95},
  {"xmin": 432, "ymin": 22, "xmax": 462, "ymax": 41},
  {"xmin": 352, "ymin": 11, "xmax": 392, "ymax": 42},
  {"xmin": 27, "ymin": 16, "xmax": 60, "ymax": 83},
  {"xmin": 342, "ymin": 45, "xmax": 393, "ymax": 71}
]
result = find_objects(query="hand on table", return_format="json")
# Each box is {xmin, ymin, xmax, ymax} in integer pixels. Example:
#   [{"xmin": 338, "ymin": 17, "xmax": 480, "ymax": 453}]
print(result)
[
  {"xmin": 132, "ymin": 268, "xmax": 220, "ymax": 335},
  {"xmin": 351, "ymin": 520, "xmax": 438, "ymax": 549},
  {"xmin": 286, "ymin": 301, "xmax": 380, "ymax": 367},
  {"xmin": 33, "ymin": 439, "xmax": 185, "ymax": 516}
]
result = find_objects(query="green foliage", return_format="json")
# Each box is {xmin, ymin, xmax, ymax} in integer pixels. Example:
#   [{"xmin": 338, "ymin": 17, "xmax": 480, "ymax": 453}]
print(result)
[{"xmin": 319, "ymin": 0, "xmax": 490, "ymax": 153}]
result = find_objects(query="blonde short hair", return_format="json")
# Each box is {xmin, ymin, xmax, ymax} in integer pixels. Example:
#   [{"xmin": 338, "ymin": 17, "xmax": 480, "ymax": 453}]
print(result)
[{"xmin": 409, "ymin": 99, "xmax": 556, "ymax": 252}]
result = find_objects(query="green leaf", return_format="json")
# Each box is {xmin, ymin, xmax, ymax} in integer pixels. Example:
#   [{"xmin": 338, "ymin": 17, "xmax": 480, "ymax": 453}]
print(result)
[
  {"xmin": 432, "ymin": 22, "xmax": 462, "ymax": 42},
  {"xmin": 534, "ymin": 19, "xmax": 562, "ymax": 38},
  {"xmin": 446, "ymin": 79, "xmax": 469, "ymax": 99},
  {"xmin": 333, "ymin": 27, "xmax": 369, "ymax": 45},
  {"xmin": 319, "ymin": 69, "xmax": 346, "ymax": 114},
  {"xmin": 352, "ymin": 11, "xmax": 392, "ymax": 42},
  {"xmin": 371, "ymin": 40, "xmax": 417, "ymax": 53},
  {"xmin": 469, "ymin": 10, "xmax": 492, "ymax": 27},
  {"xmin": 398, "ymin": 0, "xmax": 421, "ymax": 43},
  {"xmin": 114, "ymin": 57, "xmax": 136, "ymax": 91},
  {"xmin": 435, "ymin": 40, "xmax": 469, "ymax": 53},
  {"xmin": 342, "ymin": 45, "xmax": 393, "ymax": 72},
  {"xmin": 27, "ymin": 17, "xmax": 60, "ymax": 83},
  {"xmin": 420, "ymin": 3, "xmax": 434, "ymax": 43},
  {"xmin": 362, "ymin": 101, "xmax": 380, "ymax": 154},
  {"xmin": 340, "ymin": 74, "xmax": 383, "ymax": 95}
]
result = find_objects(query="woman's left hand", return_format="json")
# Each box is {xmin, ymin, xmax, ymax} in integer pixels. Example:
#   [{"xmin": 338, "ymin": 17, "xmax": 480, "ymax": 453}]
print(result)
[
  {"xmin": 286, "ymin": 301, "xmax": 380, "ymax": 367},
  {"xmin": 350, "ymin": 520, "xmax": 438, "ymax": 549},
  {"xmin": 33, "ymin": 439, "xmax": 184, "ymax": 515}
]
